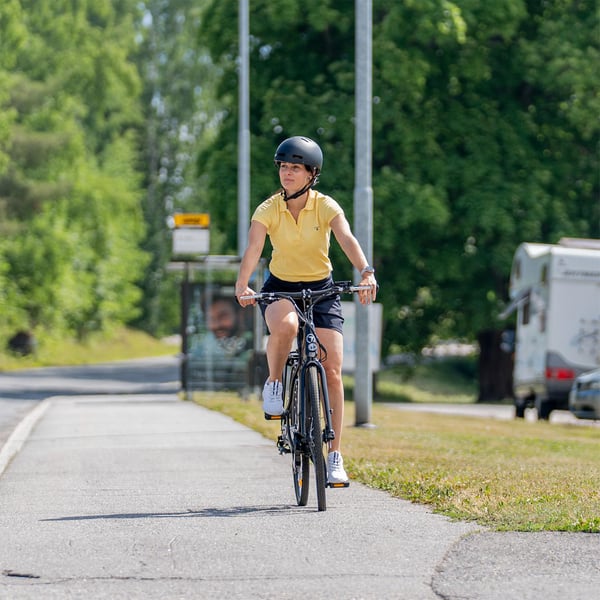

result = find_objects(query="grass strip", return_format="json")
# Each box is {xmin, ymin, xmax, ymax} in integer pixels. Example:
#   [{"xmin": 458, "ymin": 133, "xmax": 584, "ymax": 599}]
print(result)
[{"xmin": 0, "ymin": 328, "xmax": 177, "ymax": 371}]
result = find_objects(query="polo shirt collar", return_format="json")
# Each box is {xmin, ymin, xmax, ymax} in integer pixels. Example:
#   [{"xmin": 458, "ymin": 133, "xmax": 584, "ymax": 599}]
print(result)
[{"xmin": 278, "ymin": 189, "xmax": 317, "ymax": 212}]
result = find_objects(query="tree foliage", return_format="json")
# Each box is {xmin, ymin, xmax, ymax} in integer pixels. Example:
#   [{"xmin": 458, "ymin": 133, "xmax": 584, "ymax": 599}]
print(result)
[
  {"xmin": 0, "ymin": 0, "xmax": 597, "ymax": 365},
  {"xmin": 0, "ymin": 0, "xmax": 148, "ymax": 341},
  {"xmin": 132, "ymin": 0, "xmax": 223, "ymax": 336},
  {"xmin": 198, "ymin": 0, "xmax": 599, "ymax": 354}
]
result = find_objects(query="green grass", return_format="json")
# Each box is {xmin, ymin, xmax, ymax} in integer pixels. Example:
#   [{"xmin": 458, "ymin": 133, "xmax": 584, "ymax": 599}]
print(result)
[
  {"xmin": 0, "ymin": 328, "xmax": 177, "ymax": 371},
  {"xmin": 192, "ymin": 390, "xmax": 600, "ymax": 533}
]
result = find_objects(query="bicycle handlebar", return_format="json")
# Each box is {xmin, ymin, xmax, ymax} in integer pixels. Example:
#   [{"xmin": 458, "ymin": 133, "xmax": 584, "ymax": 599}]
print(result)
[{"xmin": 240, "ymin": 281, "xmax": 374, "ymax": 303}]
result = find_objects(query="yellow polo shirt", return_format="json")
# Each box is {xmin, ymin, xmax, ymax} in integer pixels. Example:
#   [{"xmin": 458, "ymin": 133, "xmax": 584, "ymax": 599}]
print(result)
[{"xmin": 252, "ymin": 189, "xmax": 344, "ymax": 282}]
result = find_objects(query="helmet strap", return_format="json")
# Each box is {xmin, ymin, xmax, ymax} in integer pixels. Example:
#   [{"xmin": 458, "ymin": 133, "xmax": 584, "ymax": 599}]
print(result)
[{"xmin": 282, "ymin": 172, "xmax": 319, "ymax": 202}]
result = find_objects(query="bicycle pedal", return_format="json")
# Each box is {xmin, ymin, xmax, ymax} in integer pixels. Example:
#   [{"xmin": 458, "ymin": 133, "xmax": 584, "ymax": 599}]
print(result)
[
  {"xmin": 264, "ymin": 412, "xmax": 283, "ymax": 421},
  {"xmin": 327, "ymin": 481, "xmax": 350, "ymax": 488}
]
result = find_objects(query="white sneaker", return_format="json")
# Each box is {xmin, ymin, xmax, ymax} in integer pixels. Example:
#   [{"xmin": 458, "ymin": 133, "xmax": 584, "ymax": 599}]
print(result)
[
  {"xmin": 262, "ymin": 379, "xmax": 283, "ymax": 416},
  {"xmin": 327, "ymin": 451, "xmax": 349, "ymax": 484}
]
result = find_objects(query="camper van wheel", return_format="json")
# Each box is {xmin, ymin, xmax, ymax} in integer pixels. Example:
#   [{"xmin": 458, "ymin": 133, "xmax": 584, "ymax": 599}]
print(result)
[
  {"xmin": 535, "ymin": 397, "xmax": 552, "ymax": 421},
  {"xmin": 514, "ymin": 398, "xmax": 527, "ymax": 419}
]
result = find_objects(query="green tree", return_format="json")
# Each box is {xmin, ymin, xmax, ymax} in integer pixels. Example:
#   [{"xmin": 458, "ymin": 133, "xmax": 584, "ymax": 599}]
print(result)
[
  {"xmin": 133, "ymin": 0, "xmax": 222, "ymax": 336},
  {"xmin": 197, "ymin": 0, "xmax": 599, "ymax": 383},
  {"xmin": 0, "ymin": 0, "xmax": 25, "ymax": 176},
  {"xmin": 371, "ymin": 0, "xmax": 599, "ymax": 398},
  {"xmin": 199, "ymin": 0, "xmax": 356, "ymax": 256},
  {"xmin": 0, "ymin": 0, "xmax": 148, "ymax": 341}
]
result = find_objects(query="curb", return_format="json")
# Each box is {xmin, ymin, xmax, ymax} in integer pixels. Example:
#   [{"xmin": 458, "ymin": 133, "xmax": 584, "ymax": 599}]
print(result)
[{"xmin": 0, "ymin": 398, "xmax": 52, "ymax": 478}]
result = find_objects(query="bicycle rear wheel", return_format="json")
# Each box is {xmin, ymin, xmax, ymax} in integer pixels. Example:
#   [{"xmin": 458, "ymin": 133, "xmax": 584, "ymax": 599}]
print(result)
[
  {"xmin": 307, "ymin": 366, "xmax": 327, "ymax": 511},
  {"xmin": 289, "ymin": 376, "xmax": 309, "ymax": 506}
]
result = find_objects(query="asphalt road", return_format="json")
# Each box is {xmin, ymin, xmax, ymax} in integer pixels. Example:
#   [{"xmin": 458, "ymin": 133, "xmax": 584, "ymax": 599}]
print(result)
[
  {"xmin": 387, "ymin": 401, "xmax": 600, "ymax": 427},
  {"xmin": 0, "ymin": 356, "xmax": 180, "ymax": 449},
  {"xmin": 0, "ymin": 357, "xmax": 598, "ymax": 599}
]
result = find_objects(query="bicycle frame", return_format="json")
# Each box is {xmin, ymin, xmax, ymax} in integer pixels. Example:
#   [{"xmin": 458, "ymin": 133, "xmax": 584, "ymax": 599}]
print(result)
[{"xmin": 293, "ymin": 297, "xmax": 335, "ymax": 447}]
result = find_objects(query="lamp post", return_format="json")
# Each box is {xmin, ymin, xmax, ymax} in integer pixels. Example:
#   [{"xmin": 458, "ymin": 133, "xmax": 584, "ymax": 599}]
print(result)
[
  {"xmin": 237, "ymin": 0, "xmax": 250, "ymax": 256},
  {"xmin": 353, "ymin": 0, "xmax": 374, "ymax": 427}
]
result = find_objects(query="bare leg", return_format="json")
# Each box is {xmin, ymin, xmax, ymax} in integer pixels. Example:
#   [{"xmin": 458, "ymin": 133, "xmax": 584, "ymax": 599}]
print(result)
[
  {"xmin": 264, "ymin": 299, "xmax": 298, "ymax": 382},
  {"xmin": 315, "ymin": 327, "xmax": 344, "ymax": 453}
]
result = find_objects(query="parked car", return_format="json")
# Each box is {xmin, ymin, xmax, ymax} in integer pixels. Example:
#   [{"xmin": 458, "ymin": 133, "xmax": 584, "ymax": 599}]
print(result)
[{"xmin": 569, "ymin": 368, "xmax": 600, "ymax": 420}]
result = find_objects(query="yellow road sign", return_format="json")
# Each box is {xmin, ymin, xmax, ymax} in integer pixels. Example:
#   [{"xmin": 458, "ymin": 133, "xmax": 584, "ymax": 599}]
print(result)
[{"xmin": 173, "ymin": 213, "xmax": 210, "ymax": 228}]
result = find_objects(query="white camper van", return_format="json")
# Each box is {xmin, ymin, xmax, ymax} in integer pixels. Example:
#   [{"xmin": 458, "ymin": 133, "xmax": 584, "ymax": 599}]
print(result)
[{"xmin": 506, "ymin": 238, "xmax": 600, "ymax": 419}]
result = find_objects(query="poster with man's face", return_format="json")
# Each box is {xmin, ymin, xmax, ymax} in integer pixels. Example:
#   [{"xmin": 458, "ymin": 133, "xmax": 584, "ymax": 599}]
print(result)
[{"xmin": 185, "ymin": 283, "xmax": 254, "ymax": 390}]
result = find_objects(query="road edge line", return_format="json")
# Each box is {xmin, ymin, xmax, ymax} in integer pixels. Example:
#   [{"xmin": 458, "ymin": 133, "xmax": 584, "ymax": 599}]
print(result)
[{"xmin": 0, "ymin": 398, "xmax": 53, "ymax": 478}]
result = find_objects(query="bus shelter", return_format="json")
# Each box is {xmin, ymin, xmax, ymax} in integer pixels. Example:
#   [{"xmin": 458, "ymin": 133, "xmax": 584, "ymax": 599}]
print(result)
[{"xmin": 169, "ymin": 256, "xmax": 267, "ymax": 398}]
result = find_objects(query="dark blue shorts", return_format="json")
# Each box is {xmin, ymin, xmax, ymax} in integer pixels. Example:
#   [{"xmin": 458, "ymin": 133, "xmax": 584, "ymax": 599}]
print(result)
[{"xmin": 260, "ymin": 275, "xmax": 344, "ymax": 334}]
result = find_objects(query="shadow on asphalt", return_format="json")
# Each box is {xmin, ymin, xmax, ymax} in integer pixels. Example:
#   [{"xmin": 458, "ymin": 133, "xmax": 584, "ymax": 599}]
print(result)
[{"xmin": 41, "ymin": 505, "xmax": 305, "ymax": 521}]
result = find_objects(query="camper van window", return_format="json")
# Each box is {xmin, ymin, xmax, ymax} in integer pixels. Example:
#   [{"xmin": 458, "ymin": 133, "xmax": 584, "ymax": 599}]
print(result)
[
  {"xmin": 515, "ymin": 259, "xmax": 521, "ymax": 279},
  {"xmin": 522, "ymin": 298, "xmax": 530, "ymax": 325},
  {"xmin": 541, "ymin": 264, "xmax": 548, "ymax": 285}
]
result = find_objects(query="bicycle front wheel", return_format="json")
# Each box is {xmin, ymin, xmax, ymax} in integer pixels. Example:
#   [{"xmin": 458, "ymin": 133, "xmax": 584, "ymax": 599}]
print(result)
[
  {"xmin": 307, "ymin": 366, "xmax": 327, "ymax": 511},
  {"xmin": 290, "ymin": 375, "xmax": 309, "ymax": 506}
]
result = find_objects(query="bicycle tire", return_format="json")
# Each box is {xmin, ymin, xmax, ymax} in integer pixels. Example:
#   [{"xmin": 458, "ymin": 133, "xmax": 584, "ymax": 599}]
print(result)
[
  {"xmin": 307, "ymin": 366, "xmax": 327, "ymax": 511},
  {"xmin": 290, "ymin": 375, "xmax": 309, "ymax": 506}
]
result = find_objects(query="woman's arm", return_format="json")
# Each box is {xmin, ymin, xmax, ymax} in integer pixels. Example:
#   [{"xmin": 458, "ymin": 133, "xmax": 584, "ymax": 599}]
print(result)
[
  {"xmin": 235, "ymin": 220, "xmax": 268, "ymax": 306},
  {"xmin": 330, "ymin": 214, "xmax": 377, "ymax": 303}
]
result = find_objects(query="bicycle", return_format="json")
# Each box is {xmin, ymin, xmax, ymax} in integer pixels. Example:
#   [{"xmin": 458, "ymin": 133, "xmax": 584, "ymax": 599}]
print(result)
[{"xmin": 242, "ymin": 280, "xmax": 371, "ymax": 511}]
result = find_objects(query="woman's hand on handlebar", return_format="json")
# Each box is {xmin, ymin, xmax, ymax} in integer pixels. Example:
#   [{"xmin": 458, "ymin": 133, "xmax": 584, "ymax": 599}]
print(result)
[
  {"xmin": 235, "ymin": 283, "xmax": 256, "ymax": 307},
  {"xmin": 358, "ymin": 273, "xmax": 377, "ymax": 305}
]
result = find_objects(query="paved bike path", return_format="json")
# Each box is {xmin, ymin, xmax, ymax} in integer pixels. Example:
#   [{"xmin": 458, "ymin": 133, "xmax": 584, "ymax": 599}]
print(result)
[{"xmin": 0, "ymin": 391, "xmax": 598, "ymax": 599}]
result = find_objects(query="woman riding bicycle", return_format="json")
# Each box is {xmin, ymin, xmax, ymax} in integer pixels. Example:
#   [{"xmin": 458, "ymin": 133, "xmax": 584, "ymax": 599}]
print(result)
[{"xmin": 235, "ymin": 136, "xmax": 377, "ymax": 484}]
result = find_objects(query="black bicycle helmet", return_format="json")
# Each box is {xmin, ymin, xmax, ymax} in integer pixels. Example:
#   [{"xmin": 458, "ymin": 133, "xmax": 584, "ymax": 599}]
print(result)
[{"xmin": 274, "ymin": 136, "xmax": 323, "ymax": 174}]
